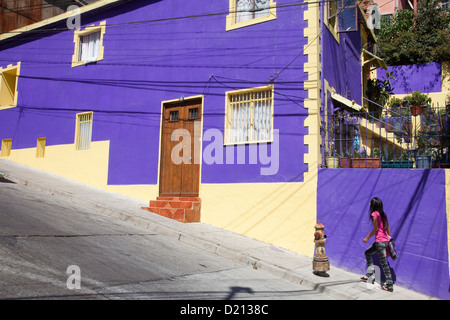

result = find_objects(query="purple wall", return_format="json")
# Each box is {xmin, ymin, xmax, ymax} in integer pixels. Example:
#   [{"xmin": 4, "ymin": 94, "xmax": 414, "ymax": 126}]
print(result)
[
  {"xmin": 0, "ymin": 0, "xmax": 312, "ymax": 185},
  {"xmin": 377, "ymin": 62, "xmax": 442, "ymax": 95},
  {"xmin": 317, "ymin": 168, "xmax": 449, "ymax": 300},
  {"xmin": 322, "ymin": 29, "xmax": 363, "ymax": 105}
]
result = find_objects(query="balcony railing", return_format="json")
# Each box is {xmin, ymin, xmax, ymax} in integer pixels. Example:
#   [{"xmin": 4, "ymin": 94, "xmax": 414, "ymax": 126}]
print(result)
[{"xmin": 323, "ymin": 99, "xmax": 450, "ymax": 169}]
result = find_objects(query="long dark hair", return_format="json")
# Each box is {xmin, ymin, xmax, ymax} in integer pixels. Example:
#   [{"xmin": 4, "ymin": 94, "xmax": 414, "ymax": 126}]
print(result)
[{"xmin": 369, "ymin": 197, "xmax": 389, "ymax": 232}]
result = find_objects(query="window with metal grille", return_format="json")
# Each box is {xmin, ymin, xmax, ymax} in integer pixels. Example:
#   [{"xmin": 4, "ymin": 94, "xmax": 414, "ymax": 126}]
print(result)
[
  {"xmin": 226, "ymin": 86, "xmax": 273, "ymax": 144},
  {"xmin": 75, "ymin": 112, "xmax": 93, "ymax": 150}
]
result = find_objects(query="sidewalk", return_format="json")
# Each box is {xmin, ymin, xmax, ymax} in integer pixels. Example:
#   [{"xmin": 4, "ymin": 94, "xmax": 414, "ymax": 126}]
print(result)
[{"xmin": 0, "ymin": 159, "xmax": 436, "ymax": 300}]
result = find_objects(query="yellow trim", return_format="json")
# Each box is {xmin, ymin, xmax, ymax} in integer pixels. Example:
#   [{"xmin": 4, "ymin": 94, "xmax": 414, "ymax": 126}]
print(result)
[
  {"xmin": 224, "ymin": 85, "xmax": 274, "ymax": 145},
  {"xmin": 72, "ymin": 21, "xmax": 106, "ymax": 68},
  {"xmin": 304, "ymin": 0, "xmax": 322, "ymax": 173},
  {"xmin": 442, "ymin": 61, "xmax": 450, "ymax": 94},
  {"xmin": 36, "ymin": 137, "xmax": 46, "ymax": 158},
  {"xmin": 0, "ymin": 0, "xmax": 121, "ymax": 42},
  {"xmin": 226, "ymin": 0, "xmax": 277, "ymax": 31},
  {"xmin": 0, "ymin": 62, "xmax": 21, "ymax": 110},
  {"xmin": 1, "ymin": 139, "xmax": 12, "ymax": 157}
]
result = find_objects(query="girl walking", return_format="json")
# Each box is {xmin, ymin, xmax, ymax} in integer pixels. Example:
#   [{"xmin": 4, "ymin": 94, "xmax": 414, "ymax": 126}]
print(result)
[{"xmin": 361, "ymin": 197, "xmax": 394, "ymax": 292}]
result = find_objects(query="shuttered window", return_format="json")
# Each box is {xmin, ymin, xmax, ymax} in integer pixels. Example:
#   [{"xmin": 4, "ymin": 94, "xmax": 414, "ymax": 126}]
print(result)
[
  {"xmin": 226, "ymin": 86, "xmax": 273, "ymax": 144},
  {"xmin": 75, "ymin": 112, "xmax": 93, "ymax": 150}
]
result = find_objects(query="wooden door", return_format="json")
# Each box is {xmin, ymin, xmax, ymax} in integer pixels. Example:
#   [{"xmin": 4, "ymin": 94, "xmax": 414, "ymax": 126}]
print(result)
[{"xmin": 159, "ymin": 98, "xmax": 202, "ymax": 197}]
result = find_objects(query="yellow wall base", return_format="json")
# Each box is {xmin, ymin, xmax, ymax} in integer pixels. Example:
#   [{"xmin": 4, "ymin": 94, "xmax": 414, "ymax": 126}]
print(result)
[
  {"xmin": 1, "ymin": 141, "xmax": 157, "ymax": 203},
  {"xmin": 200, "ymin": 182, "xmax": 317, "ymax": 258}
]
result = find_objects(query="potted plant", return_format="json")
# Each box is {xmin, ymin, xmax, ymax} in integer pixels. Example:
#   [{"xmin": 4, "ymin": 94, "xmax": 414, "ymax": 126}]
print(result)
[
  {"xmin": 352, "ymin": 151, "xmax": 381, "ymax": 168},
  {"xmin": 404, "ymin": 91, "xmax": 431, "ymax": 116},
  {"xmin": 326, "ymin": 152, "xmax": 339, "ymax": 168}
]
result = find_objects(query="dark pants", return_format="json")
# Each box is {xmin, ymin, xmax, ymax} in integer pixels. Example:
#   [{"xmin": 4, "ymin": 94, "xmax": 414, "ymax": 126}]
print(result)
[{"xmin": 364, "ymin": 241, "xmax": 393, "ymax": 289}]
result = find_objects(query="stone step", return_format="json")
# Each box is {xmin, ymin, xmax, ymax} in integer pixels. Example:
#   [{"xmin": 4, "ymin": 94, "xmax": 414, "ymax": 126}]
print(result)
[{"xmin": 141, "ymin": 197, "xmax": 201, "ymax": 223}]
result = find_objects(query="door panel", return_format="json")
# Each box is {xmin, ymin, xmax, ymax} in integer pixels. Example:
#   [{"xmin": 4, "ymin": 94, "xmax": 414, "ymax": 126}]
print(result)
[{"xmin": 159, "ymin": 99, "xmax": 202, "ymax": 197}]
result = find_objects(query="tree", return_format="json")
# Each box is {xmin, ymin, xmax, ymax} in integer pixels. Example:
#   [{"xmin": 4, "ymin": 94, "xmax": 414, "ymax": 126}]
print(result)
[{"xmin": 377, "ymin": 0, "xmax": 450, "ymax": 66}]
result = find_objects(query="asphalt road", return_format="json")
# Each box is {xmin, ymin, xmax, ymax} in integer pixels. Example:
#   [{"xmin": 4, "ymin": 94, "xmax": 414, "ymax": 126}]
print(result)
[{"xmin": 0, "ymin": 177, "xmax": 334, "ymax": 302}]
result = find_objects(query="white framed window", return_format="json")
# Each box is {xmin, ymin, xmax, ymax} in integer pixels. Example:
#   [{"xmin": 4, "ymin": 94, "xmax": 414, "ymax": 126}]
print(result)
[
  {"xmin": 75, "ymin": 112, "xmax": 93, "ymax": 150},
  {"xmin": 72, "ymin": 21, "xmax": 106, "ymax": 67},
  {"xmin": 226, "ymin": 0, "xmax": 276, "ymax": 31},
  {"xmin": 225, "ymin": 86, "xmax": 274, "ymax": 144}
]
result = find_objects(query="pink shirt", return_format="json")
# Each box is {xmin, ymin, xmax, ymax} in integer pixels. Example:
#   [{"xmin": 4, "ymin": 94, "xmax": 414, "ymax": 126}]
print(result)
[{"xmin": 371, "ymin": 211, "xmax": 390, "ymax": 242}]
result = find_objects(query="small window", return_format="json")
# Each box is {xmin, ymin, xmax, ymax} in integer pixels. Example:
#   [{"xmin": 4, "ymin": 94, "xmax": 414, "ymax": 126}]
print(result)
[
  {"xmin": 170, "ymin": 111, "xmax": 179, "ymax": 121},
  {"xmin": 78, "ymin": 31, "xmax": 101, "ymax": 63},
  {"xmin": 189, "ymin": 108, "xmax": 199, "ymax": 119},
  {"xmin": 75, "ymin": 112, "xmax": 93, "ymax": 150},
  {"xmin": 225, "ymin": 86, "xmax": 273, "ymax": 144},
  {"xmin": 226, "ymin": 0, "xmax": 276, "ymax": 31},
  {"xmin": 1, "ymin": 139, "xmax": 12, "ymax": 157},
  {"xmin": 0, "ymin": 63, "xmax": 20, "ymax": 110},
  {"xmin": 72, "ymin": 21, "xmax": 106, "ymax": 67},
  {"xmin": 36, "ymin": 137, "xmax": 46, "ymax": 158}
]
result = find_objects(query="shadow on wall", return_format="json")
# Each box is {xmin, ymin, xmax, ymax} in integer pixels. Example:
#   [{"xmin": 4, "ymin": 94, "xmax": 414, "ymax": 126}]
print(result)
[
  {"xmin": 378, "ymin": 63, "xmax": 442, "ymax": 95},
  {"xmin": 316, "ymin": 168, "xmax": 449, "ymax": 300}
]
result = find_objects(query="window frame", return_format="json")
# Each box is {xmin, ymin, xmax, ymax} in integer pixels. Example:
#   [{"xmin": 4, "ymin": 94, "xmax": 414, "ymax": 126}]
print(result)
[
  {"xmin": 72, "ymin": 21, "xmax": 106, "ymax": 67},
  {"xmin": 226, "ymin": 0, "xmax": 277, "ymax": 31},
  {"xmin": 0, "ymin": 62, "xmax": 21, "ymax": 110},
  {"xmin": 224, "ymin": 85, "xmax": 274, "ymax": 145},
  {"xmin": 75, "ymin": 112, "xmax": 93, "ymax": 150},
  {"xmin": 325, "ymin": 0, "xmax": 340, "ymax": 41}
]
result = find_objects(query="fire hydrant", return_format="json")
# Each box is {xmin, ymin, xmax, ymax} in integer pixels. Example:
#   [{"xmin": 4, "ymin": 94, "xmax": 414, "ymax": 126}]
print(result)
[{"xmin": 313, "ymin": 221, "xmax": 330, "ymax": 276}]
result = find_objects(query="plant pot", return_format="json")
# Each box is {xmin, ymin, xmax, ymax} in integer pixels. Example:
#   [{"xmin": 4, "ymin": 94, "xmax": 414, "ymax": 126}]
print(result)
[
  {"xmin": 381, "ymin": 160, "xmax": 414, "ymax": 168},
  {"xmin": 352, "ymin": 158, "xmax": 381, "ymax": 168},
  {"xmin": 339, "ymin": 158, "xmax": 352, "ymax": 168},
  {"xmin": 410, "ymin": 105, "xmax": 423, "ymax": 116},
  {"xmin": 326, "ymin": 157, "xmax": 339, "ymax": 168},
  {"xmin": 415, "ymin": 155, "xmax": 431, "ymax": 169}
]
